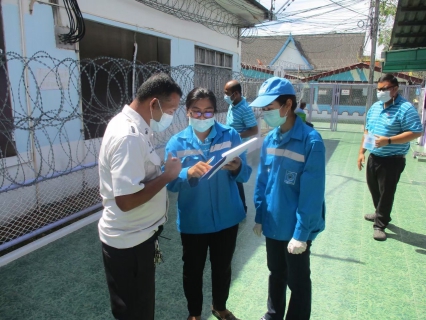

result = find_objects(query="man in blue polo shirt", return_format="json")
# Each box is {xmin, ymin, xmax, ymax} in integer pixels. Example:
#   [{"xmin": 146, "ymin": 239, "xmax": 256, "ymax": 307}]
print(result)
[
  {"xmin": 357, "ymin": 74, "xmax": 422, "ymax": 241},
  {"xmin": 224, "ymin": 80, "xmax": 258, "ymax": 213}
]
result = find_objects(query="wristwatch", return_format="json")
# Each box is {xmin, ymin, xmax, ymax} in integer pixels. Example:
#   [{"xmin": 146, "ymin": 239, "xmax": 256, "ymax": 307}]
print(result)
[{"xmin": 388, "ymin": 138, "xmax": 392, "ymax": 145}]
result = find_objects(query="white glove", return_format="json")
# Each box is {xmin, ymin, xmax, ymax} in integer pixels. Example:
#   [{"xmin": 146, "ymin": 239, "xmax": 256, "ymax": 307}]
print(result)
[
  {"xmin": 253, "ymin": 223, "xmax": 262, "ymax": 237},
  {"xmin": 287, "ymin": 238, "xmax": 307, "ymax": 254}
]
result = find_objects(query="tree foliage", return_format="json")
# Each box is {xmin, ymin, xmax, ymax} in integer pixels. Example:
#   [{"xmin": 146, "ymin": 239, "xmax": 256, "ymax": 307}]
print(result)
[{"xmin": 378, "ymin": 0, "xmax": 397, "ymax": 50}]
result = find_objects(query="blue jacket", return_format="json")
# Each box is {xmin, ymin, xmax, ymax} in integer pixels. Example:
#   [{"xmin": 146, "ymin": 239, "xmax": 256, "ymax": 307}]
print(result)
[
  {"xmin": 254, "ymin": 116, "xmax": 326, "ymax": 241},
  {"xmin": 166, "ymin": 122, "xmax": 252, "ymax": 234}
]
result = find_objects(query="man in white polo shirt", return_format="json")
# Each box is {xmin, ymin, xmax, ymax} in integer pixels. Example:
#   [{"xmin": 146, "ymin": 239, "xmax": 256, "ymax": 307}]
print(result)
[
  {"xmin": 98, "ymin": 73, "xmax": 182, "ymax": 319},
  {"xmin": 358, "ymin": 74, "xmax": 422, "ymax": 241}
]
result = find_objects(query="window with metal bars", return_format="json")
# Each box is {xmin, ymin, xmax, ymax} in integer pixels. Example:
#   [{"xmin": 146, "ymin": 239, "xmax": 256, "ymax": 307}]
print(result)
[{"xmin": 195, "ymin": 46, "xmax": 232, "ymax": 69}]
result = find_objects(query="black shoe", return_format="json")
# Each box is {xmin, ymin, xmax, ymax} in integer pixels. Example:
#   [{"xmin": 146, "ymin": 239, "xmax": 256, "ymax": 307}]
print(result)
[
  {"xmin": 373, "ymin": 228, "xmax": 387, "ymax": 241},
  {"xmin": 212, "ymin": 309, "xmax": 240, "ymax": 320},
  {"xmin": 364, "ymin": 213, "xmax": 376, "ymax": 222}
]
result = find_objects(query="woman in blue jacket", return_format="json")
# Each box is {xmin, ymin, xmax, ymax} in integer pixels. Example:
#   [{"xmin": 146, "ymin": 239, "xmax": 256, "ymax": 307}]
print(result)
[{"xmin": 165, "ymin": 88, "xmax": 252, "ymax": 320}]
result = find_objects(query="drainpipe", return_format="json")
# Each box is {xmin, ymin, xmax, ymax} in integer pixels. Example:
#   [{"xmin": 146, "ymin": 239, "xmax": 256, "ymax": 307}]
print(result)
[{"xmin": 132, "ymin": 41, "xmax": 138, "ymax": 99}]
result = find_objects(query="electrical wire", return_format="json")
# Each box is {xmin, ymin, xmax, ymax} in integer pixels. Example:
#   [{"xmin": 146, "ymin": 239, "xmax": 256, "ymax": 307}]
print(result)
[{"xmin": 59, "ymin": 0, "xmax": 85, "ymax": 44}]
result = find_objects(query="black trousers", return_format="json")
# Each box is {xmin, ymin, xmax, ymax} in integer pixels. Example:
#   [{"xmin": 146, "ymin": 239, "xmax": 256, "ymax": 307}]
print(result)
[
  {"xmin": 366, "ymin": 154, "xmax": 406, "ymax": 230},
  {"xmin": 180, "ymin": 224, "xmax": 239, "ymax": 316},
  {"xmin": 237, "ymin": 182, "xmax": 247, "ymax": 213},
  {"xmin": 265, "ymin": 237, "xmax": 312, "ymax": 320},
  {"xmin": 101, "ymin": 233, "xmax": 158, "ymax": 320}
]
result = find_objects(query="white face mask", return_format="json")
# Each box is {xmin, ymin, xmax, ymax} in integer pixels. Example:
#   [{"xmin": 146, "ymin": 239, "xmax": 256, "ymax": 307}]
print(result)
[
  {"xmin": 377, "ymin": 90, "xmax": 392, "ymax": 103},
  {"xmin": 150, "ymin": 100, "xmax": 174, "ymax": 132},
  {"xmin": 189, "ymin": 117, "xmax": 215, "ymax": 133},
  {"xmin": 263, "ymin": 105, "xmax": 288, "ymax": 127}
]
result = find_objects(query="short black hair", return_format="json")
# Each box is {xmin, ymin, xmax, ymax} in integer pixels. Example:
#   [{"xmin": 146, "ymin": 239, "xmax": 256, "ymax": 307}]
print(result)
[
  {"xmin": 378, "ymin": 73, "xmax": 399, "ymax": 87},
  {"xmin": 185, "ymin": 87, "xmax": 217, "ymax": 112},
  {"xmin": 300, "ymin": 101, "xmax": 307, "ymax": 110},
  {"xmin": 275, "ymin": 95, "xmax": 297, "ymax": 111},
  {"xmin": 229, "ymin": 82, "xmax": 242, "ymax": 95},
  {"xmin": 136, "ymin": 73, "xmax": 182, "ymax": 103}
]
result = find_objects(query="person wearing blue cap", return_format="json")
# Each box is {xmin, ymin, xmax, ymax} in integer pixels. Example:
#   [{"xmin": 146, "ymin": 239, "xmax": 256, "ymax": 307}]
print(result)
[{"xmin": 250, "ymin": 77, "xmax": 326, "ymax": 320}]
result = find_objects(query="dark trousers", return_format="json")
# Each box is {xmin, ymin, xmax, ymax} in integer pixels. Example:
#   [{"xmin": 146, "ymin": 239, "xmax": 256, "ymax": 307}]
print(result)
[
  {"xmin": 265, "ymin": 237, "xmax": 312, "ymax": 320},
  {"xmin": 101, "ymin": 234, "xmax": 157, "ymax": 320},
  {"xmin": 237, "ymin": 182, "xmax": 247, "ymax": 213},
  {"xmin": 180, "ymin": 224, "xmax": 239, "ymax": 316},
  {"xmin": 366, "ymin": 154, "xmax": 406, "ymax": 230}
]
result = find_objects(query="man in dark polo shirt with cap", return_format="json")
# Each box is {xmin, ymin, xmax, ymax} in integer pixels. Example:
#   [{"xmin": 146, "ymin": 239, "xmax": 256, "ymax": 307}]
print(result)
[{"xmin": 357, "ymin": 74, "xmax": 422, "ymax": 241}]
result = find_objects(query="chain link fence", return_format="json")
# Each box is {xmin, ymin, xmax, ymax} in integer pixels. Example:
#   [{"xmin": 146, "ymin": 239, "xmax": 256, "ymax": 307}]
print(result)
[{"xmin": 265, "ymin": 83, "xmax": 422, "ymax": 132}]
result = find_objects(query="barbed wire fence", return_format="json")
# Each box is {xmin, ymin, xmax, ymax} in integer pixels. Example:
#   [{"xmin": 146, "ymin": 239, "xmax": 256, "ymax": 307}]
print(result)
[
  {"xmin": 135, "ymin": 0, "xmax": 262, "ymax": 41},
  {"xmin": 0, "ymin": 51, "xmax": 268, "ymax": 253},
  {"xmin": 0, "ymin": 51, "xmax": 422, "ymax": 253}
]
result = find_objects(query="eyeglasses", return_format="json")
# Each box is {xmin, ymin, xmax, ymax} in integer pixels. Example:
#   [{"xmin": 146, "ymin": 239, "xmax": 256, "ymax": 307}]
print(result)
[
  {"xmin": 377, "ymin": 86, "xmax": 395, "ymax": 92},
  {"xmin": 190, "ymin": 111, "xmax": 215, "ymax": 119}
]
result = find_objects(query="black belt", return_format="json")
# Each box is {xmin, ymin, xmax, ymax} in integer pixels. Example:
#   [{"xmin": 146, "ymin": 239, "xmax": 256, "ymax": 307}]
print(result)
[{"xmin": 370, "ymin": 154, "xmax": 405, "ymax": 159}]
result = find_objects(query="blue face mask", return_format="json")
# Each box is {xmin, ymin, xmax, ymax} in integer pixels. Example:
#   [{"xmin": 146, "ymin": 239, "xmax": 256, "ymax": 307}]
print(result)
[
  {"xmin": 263, "ymin": 106, "xmax": 288, "ymax": 127},
  {"xmin": 189, "ymin": 117, "xmax": 215, "ymax": 133},
  {"xmin": 224, "ymin": 93, "xmax": 235, "ymax": 105}
]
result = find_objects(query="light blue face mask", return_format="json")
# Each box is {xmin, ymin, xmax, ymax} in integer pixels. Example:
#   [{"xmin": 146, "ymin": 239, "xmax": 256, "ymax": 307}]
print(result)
[
  {"xmin": 189, "ymin": 117, "xmax": 215, "ymax": 133},
  {"xmin": 263, "ymin": 106, "xmax": 288, "ymax": 127},
  {"xmin": 224, "ymin": 93, "xmax": 235, "ymax": 105},
  {"xmin": 377, "ymin": 90, "xmax": 392, "ymax": 103}
]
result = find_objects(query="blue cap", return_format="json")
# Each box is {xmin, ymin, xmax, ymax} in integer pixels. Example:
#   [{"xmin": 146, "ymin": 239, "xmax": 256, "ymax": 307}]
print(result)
[{"xmin": 249, "ymin": 77, "xmax": 296, "ymax": 107}]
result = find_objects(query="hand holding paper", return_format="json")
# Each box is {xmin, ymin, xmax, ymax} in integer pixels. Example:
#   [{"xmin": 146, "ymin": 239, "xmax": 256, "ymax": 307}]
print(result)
[{"xmin": 222, "ymin": 157, "xmax": 241, "ymax": 174}]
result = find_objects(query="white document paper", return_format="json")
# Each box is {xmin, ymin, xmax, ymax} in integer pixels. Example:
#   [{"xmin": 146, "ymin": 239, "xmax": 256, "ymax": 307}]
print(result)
[{"xmin": 199, "ymin": 137, "xmax": 258, "ymax": 181}]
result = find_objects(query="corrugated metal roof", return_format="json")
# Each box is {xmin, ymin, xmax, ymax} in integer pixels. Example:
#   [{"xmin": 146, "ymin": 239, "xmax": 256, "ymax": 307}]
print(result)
[
  {"xmin": 389, "ymin": 0, "xmax": 426, "ymax": 50},
  {"xmin": 241, "ymin": 33, "xmax": 365, "ymax": 72},
  {"xmin": 214, "ymin": 0, "xmax": 269, "ymax": 26}
]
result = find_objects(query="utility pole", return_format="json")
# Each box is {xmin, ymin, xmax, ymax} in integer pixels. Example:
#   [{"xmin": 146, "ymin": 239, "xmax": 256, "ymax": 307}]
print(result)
[
  {"xmin": 368, "ymin": 0, "xmax": 380, "ymax": 85},
  {"xmin": 270, "ymin": 0, "xmax": 276, "ymax": 20},
  {"xmin": 365, "ymin": 0, "xmax": 380, "ymax": 117}
]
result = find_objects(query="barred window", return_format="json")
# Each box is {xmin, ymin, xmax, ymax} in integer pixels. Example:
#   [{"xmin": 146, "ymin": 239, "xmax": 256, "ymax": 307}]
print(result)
[
  {"xmin": 79, "ymin": 20, "xmax": 171, "ymax": 140},
  {"xmin": 194, "ymin": 47, "xmax": 233, "ymax": 113},
  {"xmin": 195, "ymin": 46, "xmax": 232, "ymax": 69}
]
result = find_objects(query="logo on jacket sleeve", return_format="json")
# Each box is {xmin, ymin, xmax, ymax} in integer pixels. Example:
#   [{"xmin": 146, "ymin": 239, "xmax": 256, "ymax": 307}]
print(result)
[{"xmin": 284, "ymin": 170, "xmax": 297, "ymax": 185}]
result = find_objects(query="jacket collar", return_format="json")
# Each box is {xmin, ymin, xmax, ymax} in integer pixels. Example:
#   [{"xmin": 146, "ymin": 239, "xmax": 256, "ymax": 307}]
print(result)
[{"xmin": 272, "ymin": 115, "xmax": 304, "ymax": 144}]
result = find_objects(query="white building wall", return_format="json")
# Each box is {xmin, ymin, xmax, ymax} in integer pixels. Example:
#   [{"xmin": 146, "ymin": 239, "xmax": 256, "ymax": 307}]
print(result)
[
  {"xmin": 273, "ymin": 40, "xmax": 310, "ymax": 70},
  {"xmin": 0, "ymin": 0, "xmax": 242, "ymax": 220}
]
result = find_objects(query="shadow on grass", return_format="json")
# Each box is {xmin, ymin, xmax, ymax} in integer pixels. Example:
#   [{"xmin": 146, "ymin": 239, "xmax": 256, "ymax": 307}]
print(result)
[
  {"xmin": 387, "ymin": 224, "xmax": 426, "ymax": 251},
  {"xmin": 311, "ymin": 253, "xmax": 365, "ymax": 264}
]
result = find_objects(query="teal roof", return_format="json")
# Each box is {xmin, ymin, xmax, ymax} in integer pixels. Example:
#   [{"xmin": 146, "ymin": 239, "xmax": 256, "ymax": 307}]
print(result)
[{"xmin": 241, "ymin": 68, "xmax": 273, "ymax": 79}]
